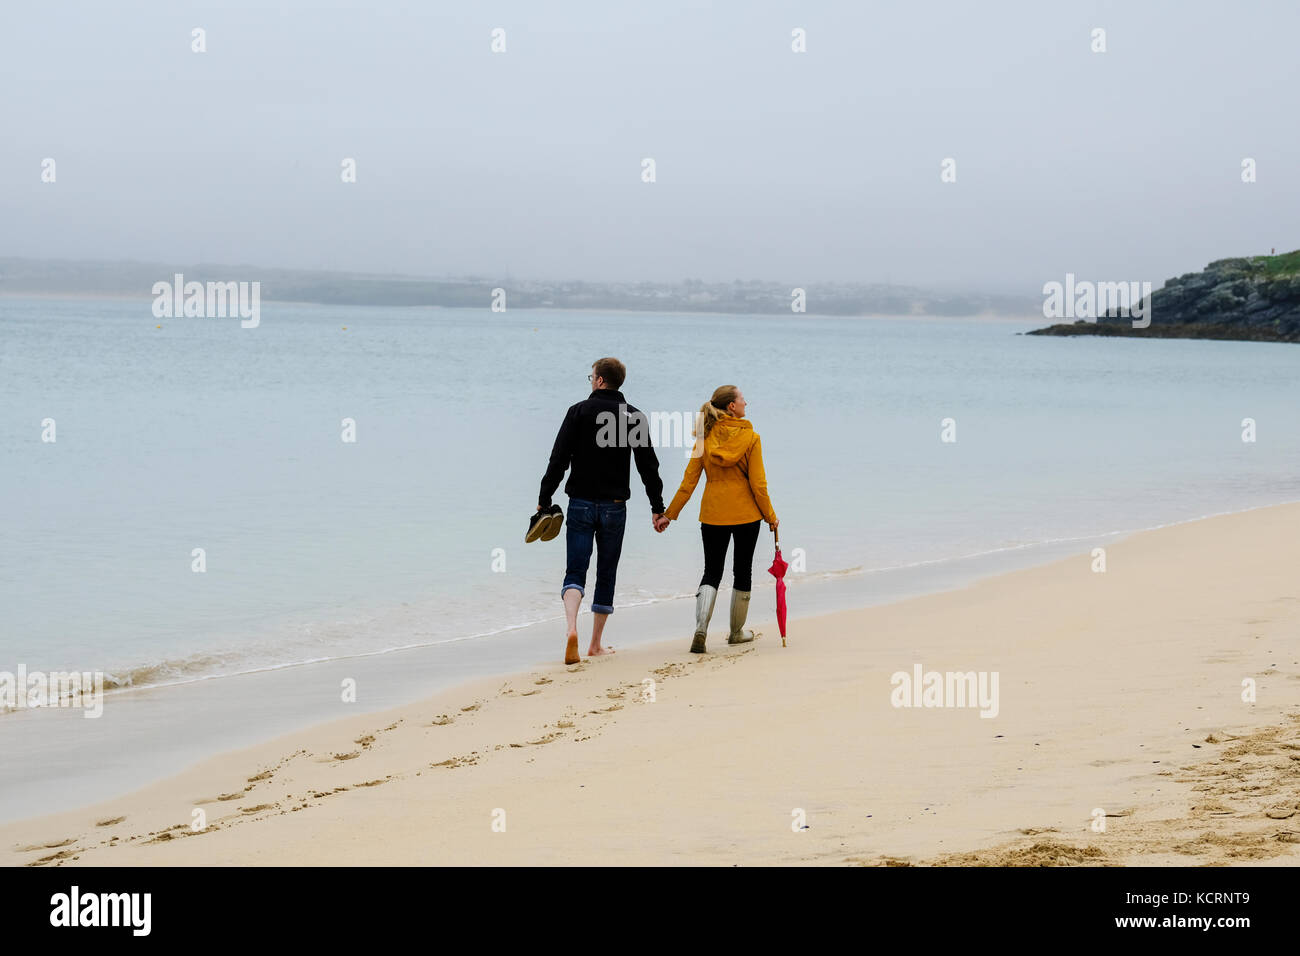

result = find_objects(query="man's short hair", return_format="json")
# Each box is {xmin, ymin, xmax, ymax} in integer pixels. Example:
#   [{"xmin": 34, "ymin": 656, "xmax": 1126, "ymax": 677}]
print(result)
[{"xmin": 592, "ymin": 357, "xmax": 626, "ymax": 389}]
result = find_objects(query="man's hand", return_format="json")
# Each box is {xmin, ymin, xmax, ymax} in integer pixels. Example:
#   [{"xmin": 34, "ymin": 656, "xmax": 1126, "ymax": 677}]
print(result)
[{"xmin": 653, "ymin": 513, "xmax": 670, "ymax": 533}]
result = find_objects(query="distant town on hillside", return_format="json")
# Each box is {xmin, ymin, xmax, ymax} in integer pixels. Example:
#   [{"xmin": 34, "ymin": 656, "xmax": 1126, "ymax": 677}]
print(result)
[{"xmin": 0, "ymin": 258, "xmax": 1039, "ymax": 318}]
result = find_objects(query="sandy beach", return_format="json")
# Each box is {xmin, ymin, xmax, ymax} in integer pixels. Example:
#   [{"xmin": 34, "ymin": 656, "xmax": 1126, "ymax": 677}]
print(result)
[{"xmin": 5, "ymin": 502, "xmax": 1299, "ymax": 867}]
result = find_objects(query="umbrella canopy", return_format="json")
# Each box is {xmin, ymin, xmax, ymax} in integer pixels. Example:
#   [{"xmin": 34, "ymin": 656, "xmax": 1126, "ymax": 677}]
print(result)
[{"xmin": 767, "ymin": 530, "xmax": 788, "ymax": 647}]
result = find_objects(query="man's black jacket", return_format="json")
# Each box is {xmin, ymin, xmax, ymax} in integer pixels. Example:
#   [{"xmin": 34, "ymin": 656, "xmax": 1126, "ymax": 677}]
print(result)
[{"xmin": 538, "ymin": 389, "xmax": 666, "ymax": 514}]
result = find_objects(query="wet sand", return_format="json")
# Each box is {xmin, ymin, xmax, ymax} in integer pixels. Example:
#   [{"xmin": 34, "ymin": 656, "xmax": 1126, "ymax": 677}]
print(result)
[{"xmin": 5, "ymin": 504, "xmax": 1299, "ymax": 866}]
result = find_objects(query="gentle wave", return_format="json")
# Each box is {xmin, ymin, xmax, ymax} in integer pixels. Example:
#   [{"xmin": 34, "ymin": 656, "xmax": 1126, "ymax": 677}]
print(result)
[{"xmin": 7, "ymin": 498, "xmax": 1291, "ymax": 711}]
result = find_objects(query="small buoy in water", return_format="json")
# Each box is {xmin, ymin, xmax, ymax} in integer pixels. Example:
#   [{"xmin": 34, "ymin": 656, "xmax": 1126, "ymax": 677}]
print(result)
[{"xmin": 156, "ymin": 325, "xmax": 161, "ymax": 329}]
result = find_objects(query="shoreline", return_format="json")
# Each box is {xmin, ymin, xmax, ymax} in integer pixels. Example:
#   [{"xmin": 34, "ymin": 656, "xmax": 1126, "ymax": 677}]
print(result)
[
  {"xmin": 6, "ymin": 500, "xmax": 1284, "ymax": 707},
  {"xmin": 5, "ymin": 502, "xmax": 1299, "ymax": 866},
  {"xmin": 1027, "ymin": 321, "xmax": 1300, "ymax": 345},
  {"xmin": 5, "ymin": 501, "xmax": 1291, "ymax": 826}
]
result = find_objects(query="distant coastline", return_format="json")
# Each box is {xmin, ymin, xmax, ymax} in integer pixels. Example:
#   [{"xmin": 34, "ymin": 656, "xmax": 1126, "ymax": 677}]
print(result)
[
  {"xmin": 0, "ymin": 291, "xmax": 1034, "ymax": 323},
  {"xmin": 0, "ymin": 257, "xmax": 1039, "ymax": 319}
]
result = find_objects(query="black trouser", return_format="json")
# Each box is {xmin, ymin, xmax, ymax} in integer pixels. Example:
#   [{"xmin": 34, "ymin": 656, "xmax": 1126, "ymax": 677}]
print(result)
[{"xmin": 700, "ymin": 520, "xmax": 762, "ymax": 591}]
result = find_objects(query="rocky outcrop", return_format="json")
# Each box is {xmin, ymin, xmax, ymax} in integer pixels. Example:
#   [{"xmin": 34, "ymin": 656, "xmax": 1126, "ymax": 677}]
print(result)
[{"xmin": 1029, "ymin": 251, "xmax": 1300, "ymax": 343}]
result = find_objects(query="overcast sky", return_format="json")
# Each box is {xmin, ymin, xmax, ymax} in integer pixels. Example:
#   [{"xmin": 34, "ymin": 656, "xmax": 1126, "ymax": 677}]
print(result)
[{"xmin": 1, "ymin": 0, "xmax": 1296, "ymax": 293}]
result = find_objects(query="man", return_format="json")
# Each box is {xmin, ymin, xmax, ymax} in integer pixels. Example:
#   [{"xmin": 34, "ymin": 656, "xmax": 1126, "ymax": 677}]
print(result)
[{"xmin": 538, "ymin": 357, "xmax": 666, "ymax": 664}]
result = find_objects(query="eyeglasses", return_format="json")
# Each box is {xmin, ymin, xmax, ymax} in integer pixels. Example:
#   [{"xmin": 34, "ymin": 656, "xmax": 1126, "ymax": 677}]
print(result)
[{"xmin": 588, "ymin": 374, "xmax": 598, "ymax": 383}]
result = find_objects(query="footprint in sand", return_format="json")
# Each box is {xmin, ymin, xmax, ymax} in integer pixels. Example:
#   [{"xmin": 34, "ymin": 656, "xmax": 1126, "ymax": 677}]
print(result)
[
  {"xmin": 247, "ymin": 771, "xmax": 272, "ymax": 782},
  {"xmin": 146, "ymin": 823, "xmax": 191, "ymax": 840},
  {"xmin": 17, "ymin": 838, "xmax": 75, "ymax": 851},
  {"xmin": 431, "ymin": 754, "xmax": 479, "ymax": 768},
  {"xmin": 534, "ymin": 677, "xmax": 553, "ymax": 685},
  {"xmin": 430, "ymin": 715, "xmax": 454, "ymax": 725},
  {"xmin": 308, "ymin": 787, "xmax": 350, "ymax": 798},
  {"xmin": 95, "ymin": 816, "xmax": 126, "ymax": 827},
  {"xmin": 461, "ymin": 703, "xmax": 481, "ymax": 712},
  {"xmin": 355, "ymin": 735, "xmax": 375, "ymax": 748},
  {"xmin": 331, "ymin": 751, "xmax": 361, "ymax": 761},
  {"xmin": 29, "ymin": 849, "xmax": 78, "ymax": 865}
]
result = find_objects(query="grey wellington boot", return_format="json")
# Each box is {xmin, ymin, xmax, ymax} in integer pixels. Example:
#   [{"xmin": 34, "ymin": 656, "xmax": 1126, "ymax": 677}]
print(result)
[
  {"xmin": 727, "ymin": 590, "xmax": 757, "ymax": 644},
  {"xmin": 690, "ymin": 585, "xmax": 718, "ymax": 653}
]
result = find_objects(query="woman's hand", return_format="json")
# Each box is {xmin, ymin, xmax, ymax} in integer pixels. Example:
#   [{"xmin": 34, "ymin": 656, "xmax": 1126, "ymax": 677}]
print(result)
[{"xmin": 767, "ymin": 516, "xmax": 779, "ymax": 531}]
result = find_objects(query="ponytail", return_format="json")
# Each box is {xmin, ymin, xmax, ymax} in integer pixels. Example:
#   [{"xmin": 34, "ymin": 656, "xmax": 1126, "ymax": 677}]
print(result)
[{"xmin": 696, "ymin": 385, "xmax": 739, "ymax": 439}]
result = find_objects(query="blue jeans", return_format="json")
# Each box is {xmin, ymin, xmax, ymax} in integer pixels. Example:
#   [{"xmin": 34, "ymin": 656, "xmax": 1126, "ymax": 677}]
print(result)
[{"xmin": 562, "ymin": 498, "xmax": 627, "ymax": 614}]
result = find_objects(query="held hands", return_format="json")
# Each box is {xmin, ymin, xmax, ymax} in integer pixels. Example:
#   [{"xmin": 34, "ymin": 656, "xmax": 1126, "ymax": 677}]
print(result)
[{"xmin": 653, "ymin": 514, "xmax": 671, "ymax": 533}]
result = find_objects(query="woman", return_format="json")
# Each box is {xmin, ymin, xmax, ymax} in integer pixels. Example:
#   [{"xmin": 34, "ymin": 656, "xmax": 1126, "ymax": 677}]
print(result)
[{"xmin": 658, "ymin": 385, "xmax": 778, "ymax": 653}]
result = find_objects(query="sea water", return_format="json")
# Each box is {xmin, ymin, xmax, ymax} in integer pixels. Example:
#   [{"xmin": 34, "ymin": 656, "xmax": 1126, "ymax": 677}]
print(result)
[{"xmin": 2, "ymin": 295, "xmax": 1298, "ymax": 819}]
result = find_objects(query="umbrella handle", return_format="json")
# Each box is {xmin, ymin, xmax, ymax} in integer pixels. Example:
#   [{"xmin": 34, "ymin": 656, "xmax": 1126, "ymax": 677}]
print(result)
[{"xmin": 772, "ymin": 526, "xmax": 779, "ymax": 547}]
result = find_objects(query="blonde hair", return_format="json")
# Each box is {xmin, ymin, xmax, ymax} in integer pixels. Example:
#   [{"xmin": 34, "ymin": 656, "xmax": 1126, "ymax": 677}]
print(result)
[{"xmin": 696, "ymin": 385, "xmax": 739, "ymax": 439}]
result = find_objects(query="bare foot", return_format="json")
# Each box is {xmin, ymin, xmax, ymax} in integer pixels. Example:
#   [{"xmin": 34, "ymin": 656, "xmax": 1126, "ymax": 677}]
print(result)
[
  {"xmin": 564, "ymin": 633, "xmax": 581, "ymax": 665},
  {"xmin": 587, "ymin": 645, "xmax": 615, "ymax": 657}
]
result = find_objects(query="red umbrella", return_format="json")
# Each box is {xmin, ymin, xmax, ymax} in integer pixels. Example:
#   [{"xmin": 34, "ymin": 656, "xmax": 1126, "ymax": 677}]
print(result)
[{"xmin": 767, "ymin": 528, "xmax": 788, "ymax": 647}]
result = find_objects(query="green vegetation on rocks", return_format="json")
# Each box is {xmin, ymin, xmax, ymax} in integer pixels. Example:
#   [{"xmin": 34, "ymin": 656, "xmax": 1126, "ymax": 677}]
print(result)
[{"xmin": 1030, "ymin": 250, "xmax": 1300, "ymax": 343}]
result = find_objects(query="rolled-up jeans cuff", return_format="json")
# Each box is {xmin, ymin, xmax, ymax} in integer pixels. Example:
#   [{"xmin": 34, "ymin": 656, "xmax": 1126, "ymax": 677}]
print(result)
[
  {"xmin": 591, "ymin": 603, "xmax": 613, "ymax": 615},
  {"xmin": 561, "ymin": 583, "xmax": 585, "ymax": 598}
]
